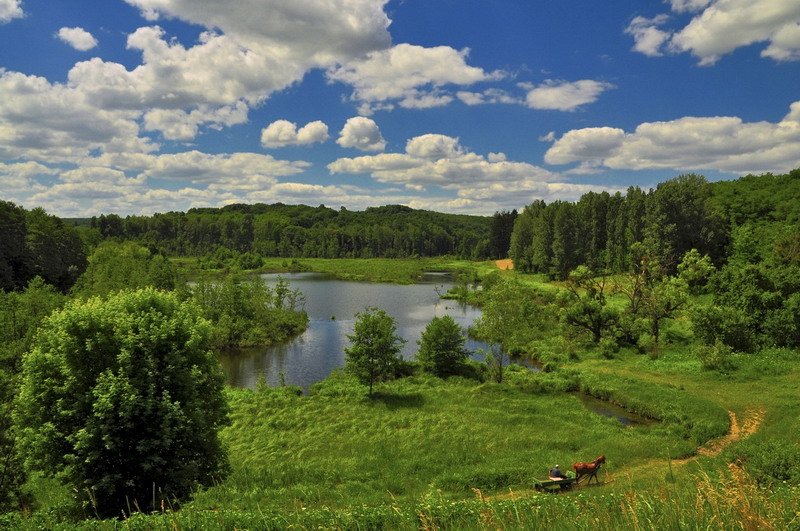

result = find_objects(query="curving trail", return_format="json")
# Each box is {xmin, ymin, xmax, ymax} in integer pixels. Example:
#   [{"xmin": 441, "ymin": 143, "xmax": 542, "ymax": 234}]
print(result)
[
  {"xmin": 686, "ymin": 407, "xmax": 765, "ymax": 460},
  {"xmin": 489, "ymin": 407, "xmax": 765, "ymax": 501}
]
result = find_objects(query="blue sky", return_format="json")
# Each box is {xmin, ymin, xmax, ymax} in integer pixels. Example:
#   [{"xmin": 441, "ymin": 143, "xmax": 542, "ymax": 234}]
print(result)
[{"xmin": 1, "ymin": 0, "xmax": 799, "ymax": 217}]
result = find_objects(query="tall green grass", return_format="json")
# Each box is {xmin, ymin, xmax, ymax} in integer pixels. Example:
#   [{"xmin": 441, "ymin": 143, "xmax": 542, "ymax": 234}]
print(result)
[
  {"xmin": 6, "ymin": 470, "xmax": 798, "ymax": 530},
  {"xmin": 183, "ymin": 371, "xmax": 721, "ymax": 513},
  {"xmin": 576, "ymin": 370, "xmax": 730, "ymax": 450}
]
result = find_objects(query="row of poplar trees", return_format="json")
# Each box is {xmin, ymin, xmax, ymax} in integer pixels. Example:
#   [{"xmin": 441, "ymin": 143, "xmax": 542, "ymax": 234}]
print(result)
[{"xmin": 509, "ymin": 174, "xmax": 727, "ymax": 279}]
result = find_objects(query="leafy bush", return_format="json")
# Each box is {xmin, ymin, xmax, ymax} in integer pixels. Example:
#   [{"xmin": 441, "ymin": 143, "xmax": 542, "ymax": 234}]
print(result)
[
  {"xmin": 694, "ymin": 340, "xmax": 734, "ymax": 371},
  {"xmin": 690, "ymin": 304, "xmax": 756, "ymax": 352},
  {"xmin": 13, "ymin": 289, "xmax": 230, "ymax": 517},
  {"xmin": 416, "ymin": 315, "xmax": 469, "ymax": 377}
]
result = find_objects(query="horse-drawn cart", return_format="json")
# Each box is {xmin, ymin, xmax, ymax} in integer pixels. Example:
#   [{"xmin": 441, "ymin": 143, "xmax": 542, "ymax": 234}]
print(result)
[{"xmin": 533, "ymin": 471, "xmax": 577, "ymax": 492}]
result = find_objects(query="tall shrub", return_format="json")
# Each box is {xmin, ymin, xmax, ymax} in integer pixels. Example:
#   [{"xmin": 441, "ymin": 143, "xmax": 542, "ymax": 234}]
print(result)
[{"xmin": 14, "ymin": 289, "xmax": 229, "ymax": 516}]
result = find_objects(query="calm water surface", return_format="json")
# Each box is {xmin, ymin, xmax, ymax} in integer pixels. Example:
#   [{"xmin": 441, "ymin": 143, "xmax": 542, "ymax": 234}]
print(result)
[{"xmin": 220, "ymin": 272, "xmax": 488, "ymax": 391}]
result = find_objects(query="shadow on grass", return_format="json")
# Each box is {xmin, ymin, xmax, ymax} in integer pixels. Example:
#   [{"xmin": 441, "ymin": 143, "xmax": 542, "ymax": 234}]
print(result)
[{"xmin": 369, "ymin": 391, "xmax": 426, "ymax": 409}]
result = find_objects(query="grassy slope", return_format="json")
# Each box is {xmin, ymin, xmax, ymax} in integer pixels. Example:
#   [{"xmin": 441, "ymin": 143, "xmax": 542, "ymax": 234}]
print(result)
[{"xmin": 11, "ymin": 261, "xmax": 800, "ymax": 529}]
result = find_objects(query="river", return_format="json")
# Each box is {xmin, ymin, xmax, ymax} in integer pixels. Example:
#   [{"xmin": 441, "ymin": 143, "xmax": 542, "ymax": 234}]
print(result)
[{"xmin": 220, "ymin": 272, "xmax": 488, "ymax": 391}]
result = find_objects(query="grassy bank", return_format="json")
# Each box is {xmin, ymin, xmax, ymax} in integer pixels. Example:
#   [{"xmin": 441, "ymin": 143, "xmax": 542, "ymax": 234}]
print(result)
[{"xmin": 174, "ymin": 256, "xmax": 500, "ymax": 284}]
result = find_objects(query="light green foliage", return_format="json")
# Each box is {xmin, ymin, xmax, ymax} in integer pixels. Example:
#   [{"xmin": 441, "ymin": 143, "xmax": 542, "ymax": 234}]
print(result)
[
  {"xmin": 577, "ymin": 370, "xmax": 730, "ymax": 447},
  {"xmin": 732, "ymin": 436, "xmax": 800, "ymax": 487},
  {"xmin": 72, "ymin": 241, "xmax": 178, "ymax": 297},
  {"xmin": 344, "ymin": 307, "xmax": 406, "ymax": 395},
  {"xmin": 616, "ymin": 245, "xmax": 689, "ymax": 342},
  {"xmin": 0, "ymin": 278, "xmax": 67, "ymax": 511},
  {"xmin": 13, "ymin": 289, "xmax": 230, "ymax": 517},
  {"xmin": 677, "ymin": 249, "xmax": 715, "ymax": 294},
  {"xmin": 190, "ymin": 274, "xmax": 307, "ymax": 349},
  {"xmin": 694, "ymin": 340, "xmax": 734, "ymax": 371},
  {"xmin": 416, "ymin": 315, "xmax": 470, "ymax": 377},
  {"xmin": 473, "ymin": 278, "xmax": 548, "ymax": 381}
]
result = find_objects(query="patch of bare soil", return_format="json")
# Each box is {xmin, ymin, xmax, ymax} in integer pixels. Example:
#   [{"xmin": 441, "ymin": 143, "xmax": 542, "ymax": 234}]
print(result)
[{"xmin": 495, "ymin": 259, "xmax": 513, "ymax": 270}]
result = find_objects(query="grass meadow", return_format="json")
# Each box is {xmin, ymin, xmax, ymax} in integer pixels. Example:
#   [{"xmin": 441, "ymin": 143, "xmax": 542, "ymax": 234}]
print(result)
[{"xmin": 9, "ymin": 260, "xmax": 800, "ymax": 529}]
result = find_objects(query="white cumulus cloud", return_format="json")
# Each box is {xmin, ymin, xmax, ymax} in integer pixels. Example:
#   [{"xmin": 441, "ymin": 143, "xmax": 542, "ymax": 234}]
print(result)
[
  {"xmin": 123, "ymin": 0, "xmax": 391, "ymax": 67},
  {"xmin": 261, "ymin": 120, "xmax": 330, "ymax": 148},
  {"xmin": 0, "ymin": 70, "xmax": 156, "ymax": 163},
  {"xmin": 629, "ymin": 0, "xmax": 800, "ymax": 64},
  {"xmin": 544, "ymin": 101, "xmax": 800, "ymax": 175},
  {"xmin": 57, "ymin": 27, "xmax": 98, "ymax": 51},
  {"xmin": 626, "ymin": 15, "xmax": 671, "ymax": 56},
  {"xmin": 0, "ymin": 0, "xmax": 23, "ymax": 23},
  {"xmin": 337, "ymin": 117, "xmax": 386, "ymax": 152},
  {"xmin": 525, "ymin": 80, "xmax": 614, "ymax": 111},
  {"xmin": 329, "ymin": 133, "xmax": 559, "ymax": 190},
  {"xmin": 328, "ymin": 43, "xmax": 499, "ymax": 112}
]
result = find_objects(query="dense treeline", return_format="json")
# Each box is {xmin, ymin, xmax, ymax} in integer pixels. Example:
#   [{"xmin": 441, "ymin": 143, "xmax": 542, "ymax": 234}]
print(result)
[
  {"xmin": 508, "ymin": 169, "xmax": 800, "ymax": 354},
  {"xmin": 0, "ymin": 201, "xmax": 87, "ymax": 293},
  {"xmin": 510, "ymin": 170, "xmax": 800, "ymax": 280},
  {"xmin": 89, "ymin": 203, "xmax": 492, "ymax": 260},
  {"xmin": 510, "ymin": 174, "xmax": 727, "ymax": 278}
]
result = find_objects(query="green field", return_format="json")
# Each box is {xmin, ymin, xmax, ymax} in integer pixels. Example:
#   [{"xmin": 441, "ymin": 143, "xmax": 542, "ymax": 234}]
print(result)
[
  {"xmin": 15, "ymin": 335, "xmax": 800, "ymax": 529},
  {"xmin": 6, "ymin": 258, "xmax": 800, "ymax": 529}
]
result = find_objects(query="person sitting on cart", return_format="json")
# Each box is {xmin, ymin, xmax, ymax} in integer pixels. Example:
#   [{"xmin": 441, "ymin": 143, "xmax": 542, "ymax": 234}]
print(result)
[{"xmin": 549, "ymin": 465, "xmax": 567, "ymax": 480}]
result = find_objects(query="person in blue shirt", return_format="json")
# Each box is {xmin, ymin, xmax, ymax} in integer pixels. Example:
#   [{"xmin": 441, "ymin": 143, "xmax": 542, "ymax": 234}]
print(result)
[{"xmin": 549, "ymin": 465, "xmax": 567, "ymax": 480}]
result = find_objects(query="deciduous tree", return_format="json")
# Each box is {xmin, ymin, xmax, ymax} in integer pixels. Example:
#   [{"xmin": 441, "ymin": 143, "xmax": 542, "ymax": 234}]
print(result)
[
  {"xmin": 14, "ymin": 289, "xmax": 229, "ymax": 517},
  {"xmin": 416, "ymin": 315, "xmax": 469, "ymax": 377},
  {"xmin": 344, "ymin": 307, "xmax": 405, "ymax": 395}
]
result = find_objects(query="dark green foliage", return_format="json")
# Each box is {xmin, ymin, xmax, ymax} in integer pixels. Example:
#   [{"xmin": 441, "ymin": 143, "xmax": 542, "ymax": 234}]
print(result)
[
  {"xmin": 416, "ymin": 315, "xmax": 470, "ymax": 377},
  {"xmin": 706, "ymin": 262, "xmax": 800, "ymax": 350},
  {"xmin": 0, "ymin": 201, "xmax": 30, "ymax": 292},
  {"xmin": 344, "ymin": 307, "xmax": 406, "ymax": 395},
  {"xmin": 0, "ymin": 202, "xmax": 87, "ymax": 293},
  {"xmin": 488, "ymin": 209, "xmax": 517, "ymax": 259},
  {"xmin": 690, "ymin": 304, "xmax": 757, "ymax": 353},
  {"xmin": 510, "ymin": 174, "xmax": 730, "ymax": 278},
  {"xmin": 13, "ymin": 289, "xmax": 229, "ymax": 517},
  {"xmin": 88, "ymin": 203, "xmax": 491, "ymax": 260}
]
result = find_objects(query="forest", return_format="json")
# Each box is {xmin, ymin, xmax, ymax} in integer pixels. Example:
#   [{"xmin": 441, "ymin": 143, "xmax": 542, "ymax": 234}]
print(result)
[
  {"xmin": 0, "ymin": 169, "xmax": 799, "ymax": 529},
  {"xmin": 84, "ymin": 203, "xmax": 497, "ymax": 261}
]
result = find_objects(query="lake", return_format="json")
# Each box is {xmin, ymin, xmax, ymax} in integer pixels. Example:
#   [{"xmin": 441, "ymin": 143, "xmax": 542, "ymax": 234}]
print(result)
[{"xmin": 220, "ymin": 272, "xmax": 488, "ymax": 391}]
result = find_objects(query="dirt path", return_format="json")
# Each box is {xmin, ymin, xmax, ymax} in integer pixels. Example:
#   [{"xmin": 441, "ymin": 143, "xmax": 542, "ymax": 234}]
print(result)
[
  {"xmin": 495, "ymin": 259, "xmax": 513, "ymax": 270},
  {"xmin": 489, "ymin": 407, "xmax": 765, "ymax": 501},
  {"xmin": 682, "ymin": 407, "xmax": 765, "ymax": 460}
]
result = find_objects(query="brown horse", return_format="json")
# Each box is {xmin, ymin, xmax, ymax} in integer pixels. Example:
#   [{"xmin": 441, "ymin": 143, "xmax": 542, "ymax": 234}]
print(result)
[{"xmin": 573, "ymin": 455, "xmax": 606, "ymax": 484}]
